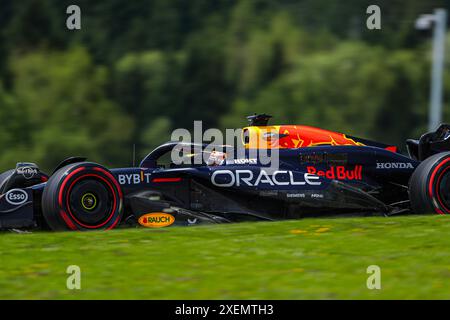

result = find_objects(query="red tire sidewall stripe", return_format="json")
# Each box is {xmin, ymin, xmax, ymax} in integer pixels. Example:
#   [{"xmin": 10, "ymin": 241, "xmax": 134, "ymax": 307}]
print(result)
[
  {"xmin": 60, "ymin": 210, "xmax": 77, "ymax": 230},
  {"xmin": 435, "ymin": 167, "xmax": 450, "ymax": 214},
  {"xmin": 107, "ymin": 215, "xmax": 121, "ymax": 230},
  {"xmin": 428, "ymin": 157, "xmax": 450, "ymax": 214},
  {"xmin": 93, "ymin": 167, "xmax": 123, "ymax": 199},
  {"xmin": 57, "ymin": 166, "xmax": 122, "ymax": 230},
  {"xmin": 58, "ymin": 167, "xmax": 86, "ymax": 207}
]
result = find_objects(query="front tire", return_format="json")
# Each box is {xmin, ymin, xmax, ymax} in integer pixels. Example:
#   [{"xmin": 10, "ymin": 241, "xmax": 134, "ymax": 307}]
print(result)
[
  {"xmin": 409, "ymin": 152, "xmax": 450, "ymax": 214},
  {"xmin": 0, "ymin": 169, "xmax": 14, "ymax": 194},
  {"xmin": 42, "ymin": 162, "xmax": 123, "ymax": 231}
]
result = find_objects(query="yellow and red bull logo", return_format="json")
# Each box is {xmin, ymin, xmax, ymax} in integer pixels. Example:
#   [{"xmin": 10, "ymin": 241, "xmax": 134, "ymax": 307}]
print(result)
[{"xmin": 243, "ymin": 125, "xmax": 364, "ymax": 149}]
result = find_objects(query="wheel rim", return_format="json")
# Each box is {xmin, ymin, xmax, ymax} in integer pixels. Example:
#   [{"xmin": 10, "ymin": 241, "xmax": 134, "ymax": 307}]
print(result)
[
  {"xmin": 81, "ymin": 192, "xmax": 97, "ymax": 210},
  {"xmin": 68, "ymin": 178, "xmax": 114, "ymax": 226}
]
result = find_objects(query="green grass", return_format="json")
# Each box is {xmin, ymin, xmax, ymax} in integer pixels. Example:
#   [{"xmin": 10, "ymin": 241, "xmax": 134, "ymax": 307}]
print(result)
[{"xmin": 1, "ymin": 215, "xmax": 450, "ymax": 299}]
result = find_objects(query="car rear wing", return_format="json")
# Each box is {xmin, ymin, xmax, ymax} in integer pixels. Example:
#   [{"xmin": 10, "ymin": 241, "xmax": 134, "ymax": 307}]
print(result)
[{"xmin": 407, "ymin": 124, "xmax": 450, "ymax": 161}]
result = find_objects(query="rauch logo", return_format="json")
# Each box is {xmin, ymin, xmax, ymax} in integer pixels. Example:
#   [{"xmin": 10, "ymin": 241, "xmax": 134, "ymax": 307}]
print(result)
[{"xmin": 138, "ymin": 213, "xmax": 175, "ymax": 228}]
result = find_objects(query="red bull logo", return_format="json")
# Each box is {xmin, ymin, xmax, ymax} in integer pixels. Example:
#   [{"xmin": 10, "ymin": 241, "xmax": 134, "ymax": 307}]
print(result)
[
  {"xmin": 307, "ymin": 165, "xmax": 363, "ymax": 180},
  {"xmin": 243, "ymin": 124, "xmax": 365, "ymax": 149},
  {"xmin": 278, "ymin": 125, "xmax": 364, "ymax": 148}
]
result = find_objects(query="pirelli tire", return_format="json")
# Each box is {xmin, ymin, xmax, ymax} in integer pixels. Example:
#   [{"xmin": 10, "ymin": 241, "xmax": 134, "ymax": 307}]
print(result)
[
  {"xmin": 42, "ymin": 162, "xmax": 123, "ymax": 231},
  {"xmin": 409, "ymin": 152, "xmax": 450, "ymax": 215},
  {"xmin": 0, "ymin": 169, "xmax": 14, "ymax": 194}
]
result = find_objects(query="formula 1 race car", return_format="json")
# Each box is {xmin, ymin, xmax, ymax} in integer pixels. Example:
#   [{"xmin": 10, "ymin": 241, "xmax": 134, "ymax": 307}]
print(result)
[{"xmin": 1, "ymin": 114, "xmax": 450, "ymax": 231}]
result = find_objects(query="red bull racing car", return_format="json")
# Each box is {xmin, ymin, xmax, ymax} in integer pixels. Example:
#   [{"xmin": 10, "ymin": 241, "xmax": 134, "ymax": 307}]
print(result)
[{"xmin": 1, "ymin": 114, "xmax": 450, "ymax": 231}]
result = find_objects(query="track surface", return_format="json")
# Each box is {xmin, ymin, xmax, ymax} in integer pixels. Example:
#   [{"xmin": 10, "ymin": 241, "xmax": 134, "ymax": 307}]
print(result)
[{"xmin": 1, "ymin": 215, "xmax": 449, "ymax": 299}]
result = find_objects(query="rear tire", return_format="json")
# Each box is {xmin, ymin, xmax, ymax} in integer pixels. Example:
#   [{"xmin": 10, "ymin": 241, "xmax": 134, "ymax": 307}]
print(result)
[
  {"xmin": 409, "ymin": 152, "xmax": 450, "ymax": 214},
  {"xmin": 42, "ymin": 162, "xmax": 123, "ymax": 231}
]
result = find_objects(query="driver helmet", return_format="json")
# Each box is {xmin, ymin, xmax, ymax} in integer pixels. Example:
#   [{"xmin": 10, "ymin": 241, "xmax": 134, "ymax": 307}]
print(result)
[{"xmin": 207, "ymin": 151, "xmax": 227, "ymax": 166}]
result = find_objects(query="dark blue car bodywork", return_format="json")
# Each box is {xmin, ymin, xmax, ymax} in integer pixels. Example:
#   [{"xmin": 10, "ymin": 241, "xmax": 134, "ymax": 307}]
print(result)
[{"xmin": 0, "ymin": 139, "xmax": 420, "ymax": 230}]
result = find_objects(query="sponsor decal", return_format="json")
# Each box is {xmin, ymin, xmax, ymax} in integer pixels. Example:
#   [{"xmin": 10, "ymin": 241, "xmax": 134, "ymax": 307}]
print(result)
[
  {"xmin": 259, "ymin": 190, "xmax": 278, "ymax": 197},
  {"xmin": 299, "ymin": 153, "xmax": 348, "ymax": 165},
  {"xmin": 307, "ymin": 165, "xmax": 362, "ymax": 180},
  {"xmin": 118, "ymin": 172, "xmax": 182, "ymax": 185},
  {"xmin": 286, "ymin": 193, "xmax": 306, "ymax": 198},
  {"xmin": 286, "ymin": 193, "xmax": 324, "ymax": 199},
  {"xmin": 311, "ymin": 193, "xmax": 324, "ymax": 198},
  {"xmin": 376, "ymin": 162, "xmax": 414, "ymax": 169},
  {"xmin": 138, "ymin": 212, "xmax": 175, "ymax": 228},
  {"xmin": 118, "ymin": 171, "xmax": 151, "ymax": 185},
  {"xmin": 17, "ymin": 166, "xmax": 38, "ymax": 179},
  {"xmin": 5, "ymin": 189, "xmax": 28, "ymax": 205},
  {"xmin": 228, "ymin": 158, "xmax": 257, "ymax": 165},
  {"xmin": 211, "ymin": 169, "xmax": 322, "ymax": 187}
]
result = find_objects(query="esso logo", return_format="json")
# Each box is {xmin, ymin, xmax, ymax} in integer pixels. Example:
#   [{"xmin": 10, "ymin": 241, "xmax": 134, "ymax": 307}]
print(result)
[{"xmin": 5, "ymin": 189, "xmax": 28, "ymax": 206}]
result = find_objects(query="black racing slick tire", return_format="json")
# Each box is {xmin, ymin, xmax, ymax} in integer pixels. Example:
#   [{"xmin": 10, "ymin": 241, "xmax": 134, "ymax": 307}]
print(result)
[
  {"xmin": 0, "ymin": 169, "xmax": 14, "ymax": 194},
  {"xmin": 42, "ymin": 162, "xmax": 123, "ymax": 231},
  {"xmin": 409, "ymin": 152, "xmax": 450, "ymax": 215}
]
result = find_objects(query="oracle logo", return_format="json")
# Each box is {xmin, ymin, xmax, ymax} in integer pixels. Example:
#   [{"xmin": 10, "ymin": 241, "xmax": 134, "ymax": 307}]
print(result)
[{"xmin": 211, "ymin": 169, "xmax": 322, "ymax": 187}]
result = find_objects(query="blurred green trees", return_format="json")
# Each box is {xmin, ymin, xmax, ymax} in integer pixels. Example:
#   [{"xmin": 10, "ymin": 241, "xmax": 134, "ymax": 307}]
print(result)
[
  {"xmin": 3, "ymin": 47, "xmax": 133, "ymax": 170},
  {"xmin": 0, "ymin": 0, "xmax": 449, "ymax": 171}
]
